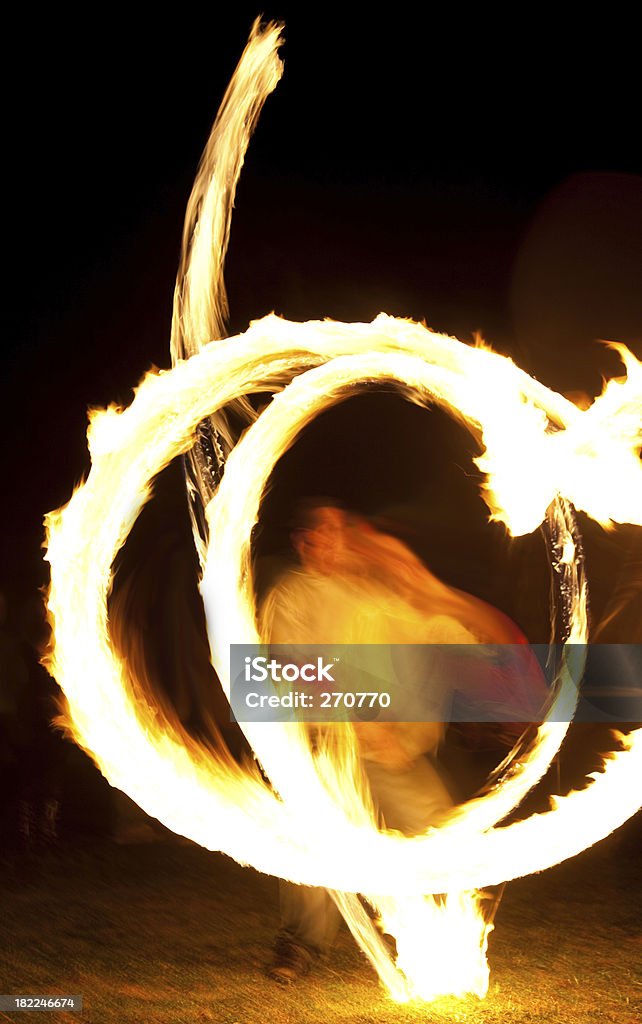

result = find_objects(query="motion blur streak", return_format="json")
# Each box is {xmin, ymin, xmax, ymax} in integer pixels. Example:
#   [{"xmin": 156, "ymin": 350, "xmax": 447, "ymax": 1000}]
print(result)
[
  {"xmin": 45, "ymin": 318, "xmax": 642, "ymax": 998},
  {"xmin": 44, "ymin": 20, "xmax": 641, "ymax": 1003}
]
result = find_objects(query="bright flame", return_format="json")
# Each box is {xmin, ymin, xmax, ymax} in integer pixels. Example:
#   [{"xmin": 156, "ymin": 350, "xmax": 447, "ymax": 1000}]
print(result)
[
  {"xmin": 43, "ymin": 19, "xmax": 642, "ymax": 1006},
  {"xmin": 170, "ymin": 19, "xmax": 284, "ymax": 560},
  {"xmin": 380, "ymin": 892, "xmax": 493, "ymax": 1001},
  {"xmin": 44, "ymin": 318, "xmax": 642, "ymax": 995}
]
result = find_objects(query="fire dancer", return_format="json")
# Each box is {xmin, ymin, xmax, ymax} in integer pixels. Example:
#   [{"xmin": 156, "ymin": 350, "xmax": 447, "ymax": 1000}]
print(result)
[{"xmin": 261, "ymin": 502, "xmax": 548, "ymax": 984}]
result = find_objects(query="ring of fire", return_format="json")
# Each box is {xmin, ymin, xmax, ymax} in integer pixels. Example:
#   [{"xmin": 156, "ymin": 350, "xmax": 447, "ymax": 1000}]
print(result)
[
  {"xmin": 43, "ymin": 20, "xmax": 642, "ymax": 1003},
  {"xmin": 45, "ymin": 315, "xmax": 642, "ymax": 898}
]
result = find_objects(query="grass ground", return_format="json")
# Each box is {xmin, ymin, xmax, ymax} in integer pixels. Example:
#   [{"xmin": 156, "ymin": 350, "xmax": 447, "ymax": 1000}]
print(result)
[{"xmin": 1, "ymin": 819, "xmax": 640, "ymax": 1024}]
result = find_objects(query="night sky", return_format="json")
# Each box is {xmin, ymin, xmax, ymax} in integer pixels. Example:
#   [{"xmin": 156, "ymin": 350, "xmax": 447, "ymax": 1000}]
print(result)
[{"xmin": 4, "ymin": 8, "xmax": 641, "ymax": 612}]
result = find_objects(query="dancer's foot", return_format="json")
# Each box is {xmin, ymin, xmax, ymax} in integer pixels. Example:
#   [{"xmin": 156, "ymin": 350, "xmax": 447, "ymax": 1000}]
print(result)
[{"xmin": 266, "ymin": 938, "xmax": 314, "ymax": 986}]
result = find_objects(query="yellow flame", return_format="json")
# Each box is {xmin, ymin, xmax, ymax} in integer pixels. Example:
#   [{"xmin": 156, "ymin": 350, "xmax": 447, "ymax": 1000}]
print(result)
[
  {"xmin": 43, "ymin": 20, "xmax": 642, "ymax": 1005},
  {"xmin": 380, "ymin": 892, "xmax": 493, "ymax": 1001},
  {"xmin": 45, "ymin": 317, "xmax": 642, "ymax": 997},
  {"xmin": 170, "ymin": 20, "xmax": 284, "ymax": 558}
]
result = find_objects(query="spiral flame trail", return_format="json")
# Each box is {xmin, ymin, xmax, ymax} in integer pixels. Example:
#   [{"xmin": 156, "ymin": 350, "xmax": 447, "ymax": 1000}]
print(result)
[{"xmin": 44, "ymin": 21, "xmax": 642, "ymax": 1004}]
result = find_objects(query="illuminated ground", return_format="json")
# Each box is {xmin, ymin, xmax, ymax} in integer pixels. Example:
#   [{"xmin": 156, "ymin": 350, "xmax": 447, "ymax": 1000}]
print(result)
[{"xmin": 1, "ymin": 821, "xmax": 640, "ymax": 1024}]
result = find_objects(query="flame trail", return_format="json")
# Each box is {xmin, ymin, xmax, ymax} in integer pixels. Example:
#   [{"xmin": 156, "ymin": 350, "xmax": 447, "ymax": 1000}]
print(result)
[
  {"xmin": 44, "ymin": 20, "xmax": 642, "ymax": 1004},
  {"xmin": 45, "ymin": 319, "xmax": 642, "ymax": 997},
  {"xmin": 170, "ymin": 20, "xmax": 284, "ymax": 562}
]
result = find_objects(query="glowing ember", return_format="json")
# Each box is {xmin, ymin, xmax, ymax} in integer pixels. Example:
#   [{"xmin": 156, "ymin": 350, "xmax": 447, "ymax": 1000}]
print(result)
[{"xmin": 44, "ymin": 19, "xmax": 641, "ymax": 1005}]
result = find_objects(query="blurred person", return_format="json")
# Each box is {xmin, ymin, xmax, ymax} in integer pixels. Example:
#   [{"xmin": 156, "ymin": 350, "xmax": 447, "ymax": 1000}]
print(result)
[{"xmin": 261, "ymin": 503, "xmax": 548, "ymax": 983}]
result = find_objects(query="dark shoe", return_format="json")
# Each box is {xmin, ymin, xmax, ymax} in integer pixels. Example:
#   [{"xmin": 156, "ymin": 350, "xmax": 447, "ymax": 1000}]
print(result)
[{"xmin": 266, "ymin": 939, "xmax": 314, "ymax": 986}]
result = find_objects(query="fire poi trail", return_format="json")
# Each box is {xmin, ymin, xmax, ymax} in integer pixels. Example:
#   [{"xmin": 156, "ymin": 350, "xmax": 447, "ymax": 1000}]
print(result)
[{"xmin": 44, "ymin": 20, "xmax": 642, "ymax": 1005}]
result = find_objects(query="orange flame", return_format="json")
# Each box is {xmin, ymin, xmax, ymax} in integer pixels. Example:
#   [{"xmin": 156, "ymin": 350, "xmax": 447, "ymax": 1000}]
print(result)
[{"xmin": 44, "ymin": 20, "xmax": 642, "ymax": 1005}]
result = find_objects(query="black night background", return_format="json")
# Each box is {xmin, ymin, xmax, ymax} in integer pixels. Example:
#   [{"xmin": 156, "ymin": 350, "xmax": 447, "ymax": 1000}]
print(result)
[{"xmin": 1, "ymin": 8, "xmax": 641, "ymax": 1023}]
